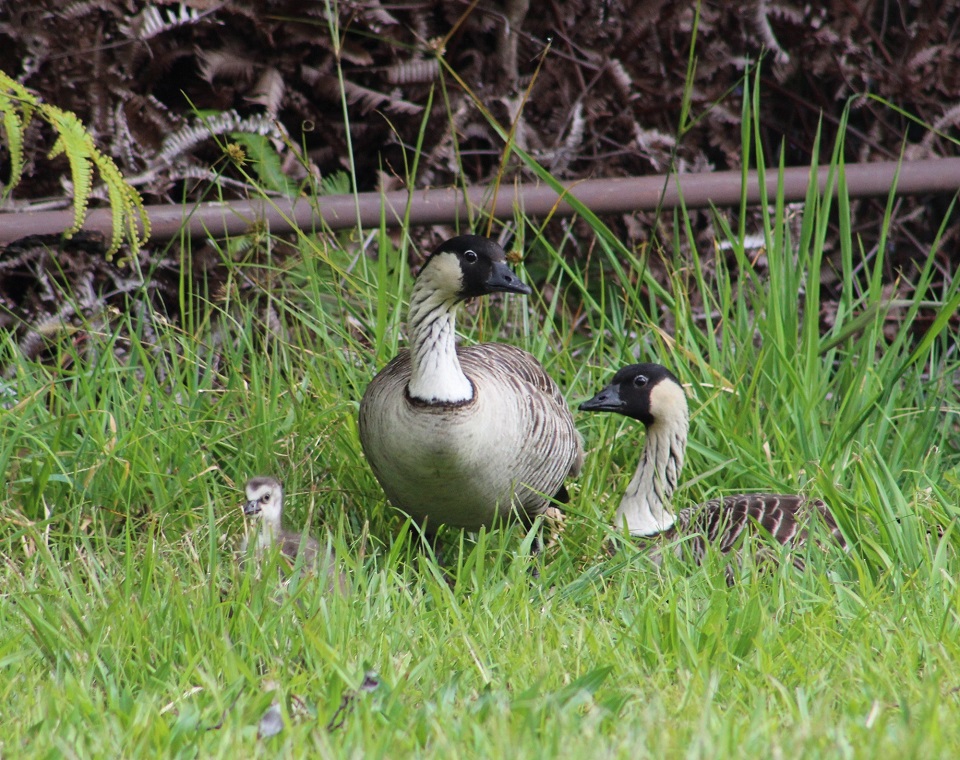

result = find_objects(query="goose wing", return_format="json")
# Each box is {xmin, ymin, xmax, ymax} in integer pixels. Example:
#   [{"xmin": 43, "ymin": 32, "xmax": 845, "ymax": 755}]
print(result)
[
  {"xmin": 277, "ymin": 531, "xmax": 348, "ymax": 594},
  {"xmin": 677, "ymin": 494, "xmax": 846, "ymax": 555},
  {"xmin": 458, "ymin": 343, "xmax": 584, "ymax": 499},
  {"xmin": 278, "ymin": 530, "xmax": 322, "ymax": 564}
]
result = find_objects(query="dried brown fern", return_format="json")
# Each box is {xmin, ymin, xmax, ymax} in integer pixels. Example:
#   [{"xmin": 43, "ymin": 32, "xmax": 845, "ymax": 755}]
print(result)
[{"xmin": 0, "ymin": 0, "xmax": 957, "ymax": 345}]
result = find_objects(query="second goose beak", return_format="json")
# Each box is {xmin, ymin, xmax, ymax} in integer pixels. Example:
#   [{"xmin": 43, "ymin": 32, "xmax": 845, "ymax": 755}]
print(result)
[
  {"xmin": 579, "ymin": 384, "xmax": 624, "ymax": 413},
  {"xmin": 486, "ymin": 260, "xmax": 533, "ymax": 296}
]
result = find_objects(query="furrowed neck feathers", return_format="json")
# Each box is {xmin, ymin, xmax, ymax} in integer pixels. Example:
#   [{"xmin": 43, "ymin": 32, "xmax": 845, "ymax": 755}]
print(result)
[
  {"xmin": 616, "ymin": 381, "xmax": 689, "ymax": 536},
  {"xmin": 405, "ymin": 270, "xmax": 473, "ymax": 404}
]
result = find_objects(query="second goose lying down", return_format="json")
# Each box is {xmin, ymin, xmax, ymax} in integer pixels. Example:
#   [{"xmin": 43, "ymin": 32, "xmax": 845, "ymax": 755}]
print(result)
[
  {"xmin": 359, "ymin": 235, "xmax": 583, "ymax": 548},
  {"xmin": 242, "ymin": 476, "xmax": 347, "ymax": 593},
  {"xmin": 579, "ymin": 363, "xmax": 846, "ymax": 567}
]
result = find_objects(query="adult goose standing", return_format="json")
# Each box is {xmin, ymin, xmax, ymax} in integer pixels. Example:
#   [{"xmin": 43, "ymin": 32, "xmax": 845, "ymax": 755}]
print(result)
[
  {"xmin": 359, "ymin": 235, "xmax": 583, "ymax": 552},
  {"xmin": 241, "ymin": 476, "xmax": 347, "ymax": 593},
  {"xmin": 579, "ymin": 363, "xmax": 846, "ymax": 568}
]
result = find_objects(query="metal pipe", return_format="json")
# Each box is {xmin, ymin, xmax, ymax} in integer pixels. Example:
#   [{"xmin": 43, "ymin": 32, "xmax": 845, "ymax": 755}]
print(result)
[{"xmin": 2, "ymin": 158, "xmax": 958, "ymax": 244}]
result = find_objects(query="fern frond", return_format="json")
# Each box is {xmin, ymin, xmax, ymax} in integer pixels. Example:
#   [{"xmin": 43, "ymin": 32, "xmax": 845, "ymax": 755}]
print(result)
[
  {"xmin": 157, "ymin": 111, "xmax": 281, "ymax": 164},
  {"xmin": 197, "ymin": 48, "xmax": 257, "ymax": 85},
  {"xmin": 340, "ymin": 79, "xmax": 423, "ymax": 115},
  {"xmin": 123, "ymin": 4, "xmax": 204, "ymax": 40},
  {"xmin": 230, "ymin": 133, "xmax": 301, "ymax": 196},
  {"xmin": 385, "ymin": 58, "xmax": 440, "ymax": 85},
  {"xmin": 61, "ymin": 1, "xmax": 106, "ymax": 20},
  {"xmin": 0, "ymin": 68, "xmax": 147, "ymax": 260},
  {"xmin": 249, "ymin": 68, "xmax": 285, "ymax": 117},
  {"xmin": 46, "ymin": 107, "xmax": 96, "ymax": 236},
  {"xmin": 0, "ymin": 97, "xmax": 25, "ymax": 198},
  {"xmin": 0, "ymin": 70, "xmax": 37, "ymax": 126},
  {"xmin": 319, "ymin": 170, "xmax": 351, "ymax": 196},
  {"xmin": 96, "ymin": 154, "xmax": 149, "ymax": 263},
  {"xmin": 0, "ymin": 71, "xmax": 38, "ymax": 199}
]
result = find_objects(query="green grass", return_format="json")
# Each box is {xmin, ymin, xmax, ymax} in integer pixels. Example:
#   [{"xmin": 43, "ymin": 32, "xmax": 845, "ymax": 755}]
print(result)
[{"xmin": 3, "ymin": 104, "xmax": 960, "ymax": 755}]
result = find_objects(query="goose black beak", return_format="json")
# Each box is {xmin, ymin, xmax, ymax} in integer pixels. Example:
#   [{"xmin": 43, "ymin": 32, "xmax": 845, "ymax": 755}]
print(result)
[
  {"xmin": 579, "ymin": 384, "xmax": 624, "ymax": 413},
  {"xmin": 485, "ymin": 260, "xmax": 533, "ymax": 296},
  {"xmin": 243, "ymin": 500, "xmax": 261, "ymax": 516}
]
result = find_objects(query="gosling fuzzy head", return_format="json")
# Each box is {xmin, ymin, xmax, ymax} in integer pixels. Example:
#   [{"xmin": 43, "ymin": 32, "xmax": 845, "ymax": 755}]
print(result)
[{"xmin": 243, "ymin": 475, "xmax": 284, "ymax": 535}]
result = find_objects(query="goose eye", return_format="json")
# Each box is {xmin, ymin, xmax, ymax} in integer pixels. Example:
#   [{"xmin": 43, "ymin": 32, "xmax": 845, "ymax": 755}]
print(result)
[
  {"xmin": 261, "ymin": 494, "xmax": 271, "ymax": 504},
  {"xmin": 632, "ymin": 374, "xmax": 648, "ymax": 388},
  {"xmin": 463, "ymin": 249, "xmax": 478, "ymax": 263}
]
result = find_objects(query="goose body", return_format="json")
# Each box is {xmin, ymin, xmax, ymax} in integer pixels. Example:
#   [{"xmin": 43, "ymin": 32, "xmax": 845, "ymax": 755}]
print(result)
[
  {"xmin": 580, "ymin": 363, "xmax": 845, "ymax": 563},
  {"xmin": 241, "ymin": 476, "xmax": 346, "ymax": 592},
  {"xmin": 359, "ymin": 236, "xmax": 583, "ymax": 534}
]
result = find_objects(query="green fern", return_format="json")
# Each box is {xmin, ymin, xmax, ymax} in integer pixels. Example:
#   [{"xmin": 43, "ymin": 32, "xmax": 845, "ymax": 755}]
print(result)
[
  {"xmin": 0, "ymin": 70, "xmax": 149, "ymax": 263},
  {"xmin": 46, "ymin": 108, "xmax": 95, "ymax": 236},
  {"xmin": 0, "ymin": 105, "xmax": 25, "ymax": 196},
  {"xmin": 97, "ymin": 156, "xmax": 150, "ymax": 262},
  {"xmin": 230, "ymin": 133, "xmax": 304, "ymax": 196},
  {"xmin": 0, "ymin": 74, "xmax": 35, "ymax": 199}
]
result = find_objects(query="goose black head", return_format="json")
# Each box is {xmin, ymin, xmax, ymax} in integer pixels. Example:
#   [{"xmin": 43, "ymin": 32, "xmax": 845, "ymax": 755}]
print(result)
[
  {"xmin": 420, "ymin": 235, "xmax": 532, "ymax": 301},
  {"xmin": 243, "ymin": 476, "xmax": 283, "ymax": 521},
  {"xmin": 579, "ymin": 363, "xmax": 686, "ymax": 427}
]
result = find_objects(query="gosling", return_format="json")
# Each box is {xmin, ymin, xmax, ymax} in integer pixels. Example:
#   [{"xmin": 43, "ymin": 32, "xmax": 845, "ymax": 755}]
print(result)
[{"xmin": 241, "ymin": 476, "xmax": 346, "ymax": 592}]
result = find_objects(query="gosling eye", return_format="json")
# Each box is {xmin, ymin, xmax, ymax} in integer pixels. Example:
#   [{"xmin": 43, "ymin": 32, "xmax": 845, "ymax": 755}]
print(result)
[
  {"xmin": 463, "ymin": 249, "xmax": 478, "ymax": 264},
  {"xmin": 260, "ymin": 494, "xmax": 271, "ymax": 504},
  {"xmin": 632, "ymin": 374, "xmax": 649, "ymax": 388}
]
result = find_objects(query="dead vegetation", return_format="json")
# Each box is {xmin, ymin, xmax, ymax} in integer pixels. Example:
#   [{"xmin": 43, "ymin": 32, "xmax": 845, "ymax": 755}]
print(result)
[{"xmin": 1, "ymin": 1, "xmax": 958, "ymax": 352}]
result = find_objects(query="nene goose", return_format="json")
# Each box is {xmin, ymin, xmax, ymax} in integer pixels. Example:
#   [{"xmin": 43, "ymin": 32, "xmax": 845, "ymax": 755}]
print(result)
[
  {"xmin": 579, "ymin": 363, "xmax": 845, "ymax": 568},
  {"xmin": 241, "ymin": 476, "xmax": 346, "ymax": 592},
  {"xmin": 358, "ymin": 235, "xmax": 583, "ymax": 553}
]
